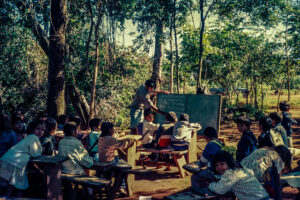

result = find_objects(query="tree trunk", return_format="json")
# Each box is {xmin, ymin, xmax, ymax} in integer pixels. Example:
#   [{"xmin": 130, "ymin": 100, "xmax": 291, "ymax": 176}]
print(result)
[
  {"xmin": 68, "ymin": 85, "xmax": 90, "ymax": 128},
  {"xmin": 285, "ymin": 23, "xmax": 291, "ymax": 101},
  {"xmin": 173, "ymin": 0, "xmax": 180, "ymax": 94},
  {"xmin": 169, "ymin": 24, "xmax": 174, "ymax": 94},
  {"xmin": 151, "ymin": 19, "xmax": 163, "ymax": 90},
  {"xmin": 85, "ymin": 0, "xmax": 94, "ymax": 73},
  {"xmin": 254, "ymin": 77, "xmax": 258, "ymax": 109},
  {"xmin": 260, "ymin": 81, "xmax": 264, "ymax": 111},
  {"xmin": 89, "ymin": 1, "xmax": 103, "ymax": 121},
  {"xmin": 196, "ymin": 0, "xmax": 205, "ymax": 90},
  {"xmin": 47, "ymin": 0, "xmax": 67, "ymax": 118}
]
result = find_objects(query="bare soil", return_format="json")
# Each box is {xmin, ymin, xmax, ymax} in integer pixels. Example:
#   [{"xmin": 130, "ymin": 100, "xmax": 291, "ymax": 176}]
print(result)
[{"xmin": 118, "ymin": 108, "xmax": 300, "ymax": 200}]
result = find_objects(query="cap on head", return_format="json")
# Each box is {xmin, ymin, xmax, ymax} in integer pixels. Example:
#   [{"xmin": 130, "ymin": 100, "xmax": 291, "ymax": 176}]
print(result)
[{"xmin": 145, "ymin": 80, "xmax": 155, "ymax": 88}]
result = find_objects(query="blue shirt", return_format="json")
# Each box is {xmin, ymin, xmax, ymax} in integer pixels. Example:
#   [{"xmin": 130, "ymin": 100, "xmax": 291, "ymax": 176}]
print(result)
[
  {"xmin": 0, "ymin": 130, "xmax": 17, "ymax": 158},
  {"xmin": 199, "ymin": 139, "xmax": 222, "ymax": 167},
  {"xmin": 236, "ymin": 131, "xmax": 257, "ymax": 162}
]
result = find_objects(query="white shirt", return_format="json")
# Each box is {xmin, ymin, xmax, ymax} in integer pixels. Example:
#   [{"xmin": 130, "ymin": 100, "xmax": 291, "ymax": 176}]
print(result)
[
  {"xmin": 141, "ymin": 120, "xmax": 160, "ymax": 144},
  {"xmin": 58, "ymin": 136, "xmax": 94, "ymax": 175},
  {"xmin": 171, "ymin": 121, "xmax": 201, "ymax": 144},
  {"xmin": 0, "ymin": 134, "xmax": 42, "ymax": 169},
  {"xmin": 209, "ymin": 168, "xmax": 269, "ymax": 200}
]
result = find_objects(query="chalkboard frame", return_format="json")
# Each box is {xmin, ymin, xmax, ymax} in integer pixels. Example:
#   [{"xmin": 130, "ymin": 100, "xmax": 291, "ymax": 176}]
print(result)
[{"xmin": 155, "ymin": 94, "xmax": 222, "ymax": 135}]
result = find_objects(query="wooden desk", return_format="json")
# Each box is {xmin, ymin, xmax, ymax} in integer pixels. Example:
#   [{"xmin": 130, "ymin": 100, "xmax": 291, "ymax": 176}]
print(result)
[{"xmin": 30, "ymin": 155, "xmax": 68, "ymax": 200}]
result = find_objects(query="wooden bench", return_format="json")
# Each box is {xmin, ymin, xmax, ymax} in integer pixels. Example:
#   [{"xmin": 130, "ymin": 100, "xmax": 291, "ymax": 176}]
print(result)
[
  {"xmin": 165, "ymin": 190, "xmax": 223, "ymax": 200},
  {"xmin": 136, "ymin": 147, "xmax": 189, "ymax": 178},
  {"xmin": 62, "ymin": 174, "xmax": 111, "ymax": 200}
]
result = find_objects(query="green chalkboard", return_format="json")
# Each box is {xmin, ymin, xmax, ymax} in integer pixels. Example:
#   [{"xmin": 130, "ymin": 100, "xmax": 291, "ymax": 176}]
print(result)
[{"xmin": 155, "ymin": 94, "xmax": 222, "ymax": 134}]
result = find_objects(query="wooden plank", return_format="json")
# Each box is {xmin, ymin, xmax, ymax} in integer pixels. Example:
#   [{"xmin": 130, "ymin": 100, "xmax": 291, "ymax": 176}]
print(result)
[
  {"xmin": 45, "ymin": 163, "xmax": 62, "ymax": 200},
  {"xmin": 165, "ymin": 190, "xmax": 216, "ymax": 200},
  {"xmin": 61, "ymin": 174, "xmax": 110, "ymax": 187},
  {"xmin": 173, "ymin": 155, "xmax": 187, "ymax": 178},
  {"xmin": 136, "ymin": 147, "xmax": 188, "ymax": 155}
]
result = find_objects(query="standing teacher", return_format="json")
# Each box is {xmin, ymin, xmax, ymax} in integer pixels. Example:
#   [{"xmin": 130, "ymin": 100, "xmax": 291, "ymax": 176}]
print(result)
[{"xmin": 130, "ymin": 80, "xmax": 169, "ymax": 134}]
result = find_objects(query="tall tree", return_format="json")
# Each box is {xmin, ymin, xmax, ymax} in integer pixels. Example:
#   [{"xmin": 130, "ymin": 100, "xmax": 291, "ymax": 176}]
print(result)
[{"xmin": 47, "ymin": 0, "xmax": 67, "ymax": 118}]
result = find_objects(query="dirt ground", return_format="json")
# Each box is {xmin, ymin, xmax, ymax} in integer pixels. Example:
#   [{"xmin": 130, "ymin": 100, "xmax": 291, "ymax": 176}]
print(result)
[{"xmin": 118, "ymin": 108, "xmax": 300, "ymax": 200}]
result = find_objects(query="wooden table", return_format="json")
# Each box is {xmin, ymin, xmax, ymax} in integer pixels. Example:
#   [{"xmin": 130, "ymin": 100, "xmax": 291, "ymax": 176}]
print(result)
[{"xmin": 30, "ymin": 155, "xmax": 68, "ymax": 200}]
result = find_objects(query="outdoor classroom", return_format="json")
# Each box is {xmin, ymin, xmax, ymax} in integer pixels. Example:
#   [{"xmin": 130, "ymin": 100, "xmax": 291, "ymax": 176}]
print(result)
[{"xmin": 1, "ymin": 1, "xmax": 300, "ymax": 200}]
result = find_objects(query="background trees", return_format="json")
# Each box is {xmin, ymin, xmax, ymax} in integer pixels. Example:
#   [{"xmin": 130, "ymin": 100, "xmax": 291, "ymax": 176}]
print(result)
[{"xmin": 0, "ymin": 0, "xmax": 299, "ymax": 125}]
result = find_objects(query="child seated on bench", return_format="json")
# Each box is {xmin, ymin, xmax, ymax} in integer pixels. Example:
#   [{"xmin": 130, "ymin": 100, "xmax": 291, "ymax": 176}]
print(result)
[
  {"xmin": 98, "ymin": 122, "xmax": 134, "ymax": 164},
  {"xmin": 58, "ymin": 122, "xmax": 94, "ymax": 175},
  {"xmin": 154, "ymin": 111, "xmax": 177, "ymax": 149},
  {"xmin": 0, "ymin": 120, "xmax": 44, "ymax": 196},
  {"xmin": 191, "ymin": 127, "xmax": 223, "ymax": 191},
  {"xmin": 87, "ymin": 118, "xmax": 102, "ymax": 160},
  {"xmin": 208, "ymin": 151, "xmax": 269, "ymax": 200},
  {"xmin": 138, "ymin": 110, "xmax": 160, "ymax": 148},
  {"xmin": 171, "ymin": 113, "xmax": 201, "ymax": 151}
]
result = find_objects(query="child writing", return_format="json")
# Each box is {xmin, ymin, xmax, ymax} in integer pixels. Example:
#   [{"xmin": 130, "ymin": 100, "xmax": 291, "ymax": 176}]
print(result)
[
  {"xmin": 171, "ymin": 113, "xmax": 201, "ymax": 151},
  {"xmin": 0, "ymin": 120, "xmax": 44, "ymax": 196},
  {"xmin": 235, "ymin": 116, "xmax": 257, "ymax": 162},
  {"xmin": 98, "ymin": 122, "xmax": 134, "ymax": 164},
  {"xmin": 280, "ymin": 101, "xmax": 297, "ymax": 147},
  {"xmin": 208, "ymin": 151, "xmax": 269, "ymax": 200},
  {"xmin": 40, "ymin": 118, "xmax": 57, "ymax": 156},
  {"xmin": 58, "ymin": 122, "xmax": 94, "ymax": 175},
  {"xmin": 191, "ymin": 127, "xmax": 223, "ymax": 191},
  {"xmin": 87, "ymin": 118, "xmax": 102, "ymax": 159}
]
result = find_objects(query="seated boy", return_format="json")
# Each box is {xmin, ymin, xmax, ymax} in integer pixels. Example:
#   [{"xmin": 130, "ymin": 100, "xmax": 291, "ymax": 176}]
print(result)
[
  {"xmin": 191, "ymin": 127, "xmax": 223, "ymax": 191},
  {"xmin": 87, "ymin": 118, "xmax": 102, "ymax": 159},
  {"xmin": 269, "ymin": 112, "xmax": 288, "ymax": 147},
  {"xmin": 235, "ymin": 116, "xmax": 257, "ymax": 162},
  {"xmin": 58, "ymin": 122, "xmax": 94, "ymax": 175},
  {"xmin": 40, "ymin": 118, "xmax": 57, "ymax": 155},
  {"xmin": 171, "ymin": 113, "xmax": 201, "ymax": 151},
  {"xmin": 280, "ymin": 101, "xmax": 297, "ymax": 147},
  {"xmin": 154, "ymin": 111, "xmax": 177, "ymax": 149},
  {"xmin": 138, "ymin": 110, "xmax": 160, "ymax": 148}
]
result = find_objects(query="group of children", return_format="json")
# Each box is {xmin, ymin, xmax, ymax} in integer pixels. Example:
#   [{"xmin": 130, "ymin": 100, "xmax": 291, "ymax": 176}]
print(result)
[
  {"xmin": 138, "ymin": 109, "xmax": 201, "ymax": 152},
  {"xmin": 0, "ymin": 99, "xmax": 297, "ymax": 199},
  {"xmin": 0, "ymin": 111, "xmax": 134, "ymax": 197},
  {"xmin": 191, "ymin": 100, "xmax": 296, "ymax": 199}
]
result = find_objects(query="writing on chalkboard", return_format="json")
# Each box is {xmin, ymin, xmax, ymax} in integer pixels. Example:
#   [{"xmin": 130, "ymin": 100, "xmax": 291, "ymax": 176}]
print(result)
[{"xmin": 156, "ymin": 94, "xmax": 221, "ymax": 134}]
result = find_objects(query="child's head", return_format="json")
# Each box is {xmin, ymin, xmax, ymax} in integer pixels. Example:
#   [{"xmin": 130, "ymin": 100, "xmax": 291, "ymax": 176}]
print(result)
[
  {"xmin": 45, "ymin": 118, "xmax": 57, "ymax": 136},
  {"xmin": 179, "ymin": 113, "xmax": 189, "ymax": 122},
  {"xmin": 13, "ymin": 109, "xmax": 24, "ymax": 121},
  {"xmin": 63, "ymin": 122, "xmax": 78, "ymax": 137},
  {"xmin": 259, "ymin": 117, "xmax": 273, "ymax": 132},
  {"xmin": 165, "ymin": 111, "xmax": 177, "ymax": 123},
  {"xmin": 212, "ymin": 151, "xmax": 241, "ymax": 175},
  {"xmin": 101, "ymin": 122, "xmax": 114, "ymax": 137},
  {"xmin": 269, "ymin": 112, "xmax": 282, "ymax": 126},
  {"xmin": 203, "ymin": 126, "xmax": 218, "ymax": 141},
  {"xmin": 279, "ymin": 101, "xmax": 290, "ymax": 112},
  {"xmin": 57, "ymin": 115, "xmax": 69, "ymax": 125},
  {"xmin": 235, "ymin": 116, "xmax": 251, "ymax": 133},
  {"xmin": 274, "ymin": 145, "xmax": 292, "ymax": 171},
  {"xmin": 11, "ymin": 116, "xmax": 23, "ymax": 132},
  {"xmin": 144, "ymin": 110, "xmax": 154, "ymax": 122},
  {"xmin": 37, "ymin": 111, "xmax": 48, "ymax": 121},
  {"xmin": 27, "ymin": 120, "xmax": 45, "ymax": 137},
  {"xmin": 89, "ymin": 118, "xmax": 102, "ymax": 131},
  {"xmin": 69, "ymin": 116, "xmax": 81, "ymax": 129},
  {"xmin": 145, "ymin": 79, "xmax": 155, "ymax": 92}
]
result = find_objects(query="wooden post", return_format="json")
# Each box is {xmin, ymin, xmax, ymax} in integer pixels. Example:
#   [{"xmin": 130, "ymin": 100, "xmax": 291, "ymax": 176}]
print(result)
[
  {"xmin": 45, "ymin": 163, "xmax": 62, "ymax": 200},
  {"xmin": 188, "ymin": 130, "xmax": 197, "ymax": 163},
  {"xmin": 125, "ymin": 140, "xmax": 137, "ymax": 196}
]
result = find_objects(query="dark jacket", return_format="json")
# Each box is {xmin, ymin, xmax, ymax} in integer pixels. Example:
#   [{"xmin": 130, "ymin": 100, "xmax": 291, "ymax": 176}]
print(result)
[
  {"xmin": 236, "ymin": 130, "xmax": 257, "ymax": 162},
  {"xmin": 281, "ymin": 112, "xmax": 297, "ymax": 137},
  {"xmin": 40, "ymin": 135, "xmax": 56, "ymax": 155},
  {"xmin": 258, "ymin": 131, "xmax": 274, "ymax": 149}
]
